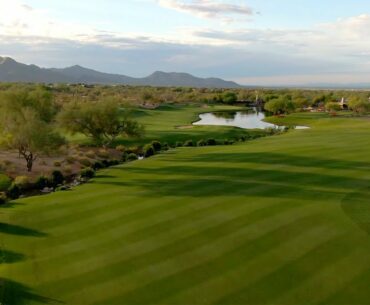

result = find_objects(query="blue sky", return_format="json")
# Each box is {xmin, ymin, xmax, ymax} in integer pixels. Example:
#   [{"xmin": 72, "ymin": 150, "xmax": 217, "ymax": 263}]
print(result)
[{"xmin": 1, "ymin": 0, "xmax": 370, "ymax": 85}]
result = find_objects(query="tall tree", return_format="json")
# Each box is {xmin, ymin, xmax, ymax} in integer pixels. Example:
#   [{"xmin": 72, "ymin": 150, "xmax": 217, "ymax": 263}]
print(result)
[
  {"xmin": 0, "ymin": 89, "xmax": 64, "ymax": 172},
  {"xmin": 58, "ymin": 99, "xmax": 144, "ymax": 146}
]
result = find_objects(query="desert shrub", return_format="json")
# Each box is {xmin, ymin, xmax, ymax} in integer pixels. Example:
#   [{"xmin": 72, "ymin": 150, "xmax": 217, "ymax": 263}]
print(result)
[
  {"xmin": 184, "ymin": 140, "xmax": 194, "ymax": 147},
  {"xmin": 151, "ymin": 141, "xmax": 162, "ymax": 152},
  {"xmin": 109, "ymin": 160, "xmax": 120, "ymax": 166},
  {"xmin": 3, "ymin": 160, "xmax": 12, "ymax": 166},
  {"xmin": 54, "ymin": 161, "xmax": 62, "ymax": 167},
  {"xmin": 0, "ymin": 192, "xmax": 7, "ymax": 204},
  {"xmin": 97, "ymin": 149, "xmax": 109, "ymax": 159},
  {"xmin": 0, "ymin": 174, "xmax": 11, "ymax": 192},
  {"xmin": 85, "ymin": 150, "xmax": 96, "ymax": 159},
  {"xmin": 93, "ymin": 161, "xmax": 104, "ymax": 170},
  {"xmin": 14, "ymin": 176, "xmax": 31, "ymax": 190},
  {"xmin": 7, "ymin": 183, "xmax": 20, "ymax": 199},
  {"xmin": 80, "ymin": 167, "xmax": 95, "ymax": 179},
  {"xmin": 197, "ymin": 139, "xmax": 206, "ymax": 147},
  {"xmin": 51, "ymin": 170, "xmax": 64, "ymax": 186},
  {"xmin": 175, "ymin": 142, "xmax": 183, "ymax": 147},
  {"xmin": 144, "ymin": 144, "xmax": 155, "ymax": 158},
  {"xmin": 206, "ymin": 138, "xmax": 217, "ymax": 146},
  {"xmin": 35, "ymin": 176, "xmax": 51, "ymax": 189},
  {"xmin": 126, "ymin": 146, "xmax": 141, "ymax": 154},
  {"xmin": 63, "ymin": 165, "xmax": 73, "ymax": 175},
  {"xmin": 127, "ymin": 153, "xmax": 138, "ymax": 161},
  {"xmin": 65, "ymin": 156, "xmax": 76, "ymax": 164},
  {"xmin": 78, "ymin": 158, "xmax": 91, "ymax": 167},
  {"xmin": 115, "ymin": 145, "xmax": 126, "ymax": 152}
]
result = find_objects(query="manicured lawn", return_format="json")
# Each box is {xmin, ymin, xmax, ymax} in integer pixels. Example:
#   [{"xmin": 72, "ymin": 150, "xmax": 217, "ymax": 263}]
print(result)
[
  {"xmin": 67, "ymin": 104, "xmax": 264, "ymax": 146},
  {"xmin": 1, "ymin": 113, "xmax": 370, "ymax": 304}
]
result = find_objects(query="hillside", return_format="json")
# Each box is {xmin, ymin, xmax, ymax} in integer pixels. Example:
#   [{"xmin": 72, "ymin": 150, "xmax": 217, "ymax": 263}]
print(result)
[{"xmin": 0, "ymin": 57, "xmax": 241, "ymax": 88}]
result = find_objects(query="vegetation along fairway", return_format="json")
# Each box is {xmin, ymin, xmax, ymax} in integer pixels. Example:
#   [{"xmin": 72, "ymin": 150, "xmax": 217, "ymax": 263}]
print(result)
[{"xmin": 1, "ymin": 113, "xmax": 370, "ymax": 304}]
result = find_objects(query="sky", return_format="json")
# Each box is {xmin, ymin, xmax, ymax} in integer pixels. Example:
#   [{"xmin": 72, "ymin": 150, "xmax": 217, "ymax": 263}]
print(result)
[{"xmin": 1, "ymin": 0, "xmax": 370, "ymax": 86}]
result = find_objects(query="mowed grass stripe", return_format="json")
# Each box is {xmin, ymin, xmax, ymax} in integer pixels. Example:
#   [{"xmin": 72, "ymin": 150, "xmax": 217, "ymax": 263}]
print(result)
[
  {"xmin": 36, "ymin": 198, "xmax": 284, "ymax": 288},
  {"xmin": 107, "ymin": 213, "xmax": 336, "ymax": 305},
  {"xmin": 276, "ymin": 247, "xmax": 370, "ymax": 305},
  {"xmin": 39, "ymin": 199, "xmax": 301, "ymax": 293},
  {"xmin": 213, "ymin": 233, "xmax": 357, "ymax": 305},
  {"xmin": 62, "ymin": 202, "xmax": 324, "ymax": 303},
  {"xmin": 99, "ymin": 224, "xmax": 340, "ymax": 305},
  {"xmin": 29, "ymin": 195, "xmax": 237, "ymax": 261}
]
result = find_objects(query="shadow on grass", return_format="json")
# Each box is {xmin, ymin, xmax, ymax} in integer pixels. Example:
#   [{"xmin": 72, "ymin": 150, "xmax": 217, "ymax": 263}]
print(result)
[
  {"xmin": 0, "ymin": 223, "xmax": 47, "ymax": 237},
  {"xmin": 0, "ymin": 249, "xmax": 26, "ymax": 264},
  {"xmin": 0, "ymin": 278, "xmax": 63, "ymax": 305}
]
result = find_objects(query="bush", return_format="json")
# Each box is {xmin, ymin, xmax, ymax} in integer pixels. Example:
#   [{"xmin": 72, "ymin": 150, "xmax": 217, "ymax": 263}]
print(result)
[
  {"xmin": 0, "ymin": 174, "xmax": 11, "ymax": 192},
  {"xmin": 78, "ymin": 158, "xmax": 91, "ymax": 167},
  {"xmin": 63, "ymin": 165, "xmax": 73, "ymax": 175},
  {"xmin": 85, "ymin": 150, "xmax": 96, "ymax": 159},
  {"xmin": 175, "ymin": 142, "xmax": 183, "ymax": 147},
  {"xmin": 97, "ymin": 149, "xmax": 109, "ymax": 159},
  {"xmin": 7, "ymin": 183, "xmax": 20, "ymax": 200},
  {"xmin": 35, "ymin": 176, "xmax": 51, "ymax": 189},
  {"xmin": 65, "ymin": 156, "xmax": 76, "ymax": 164},
  {"xmin": 93, "ymin": 160, "xmax": 104, "ymax": 170},
  {"xmin": 144, "ymin": 144, "xmax": 155, "ymax": 158},
  {"xmin": 80, "ymin": 167, "xmax": 95, "ymax": 179},
  {"xmin": 184, "ymin": 140, "xmax": 194, "ymax": 147},
  {"xmin": 51, "ymin": 170, "xmax": 64, "ymax": 186},
  {"xmin": 0, "ymin": 192, "xmax": 7, "ymax": 205},
  {"xmin": 126, "ymin": 146, "xmax": 141, "ymax": 154},
  {"xmin": 206, "ymin": 138, "xmax": 217, "ymax": 146},
  {"xmin": 14, "ymin": 176, "xmax": 31, "ymax": 190},
  {"xmin": 127, "ymin": 153, "xmax": 138, "ymax": 161},
  {"xmin": 151, "ymin": 141, "xmax": 162, "ymax": 152},
  {"xmin": 197, "ymin": 139, "xmax": 206, "ymax": 147},
  {"xmin": 116, "ymin": 145, "xmax": 126, "ymax": 152},
  {"xmin": 162, "ymin": 143, "xmax": 169, "ymax": 151},
  {"xmin": 109, "ymin": 160, "xmax": 120, "ymax": 166}
]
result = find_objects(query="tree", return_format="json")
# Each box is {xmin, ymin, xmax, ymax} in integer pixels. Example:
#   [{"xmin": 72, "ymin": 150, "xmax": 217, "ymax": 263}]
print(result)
[
  {"xmin": 0, "ymin": 90, "xmax": 64, "ymax": 172},
  {"xmin": 264, "ymin": 96, "xmax": 295, "ymax": 115},
  {"xmin": 348, "ymin": 96, "xmax": 370, "ymax": 115},
  {"xmin": 325, "ymin": 102, "xmax": 341, "ymax": 114},
  {"xmin": 222, "ymin": 92, "xmax": 238, "ymax": 104},
  {"xmin": 58, "ymin": 99, "xmax": 144, "ymax": 146}
]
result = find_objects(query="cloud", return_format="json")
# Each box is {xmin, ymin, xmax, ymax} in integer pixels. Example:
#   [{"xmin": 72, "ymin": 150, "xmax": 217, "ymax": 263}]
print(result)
[
  {"xmin": 157, "ymin": 0, "xmax": 254, "ymax": 22},
  {"xmin": 1, "ymin": 0, "xmax": 370, "ymax": 85}
]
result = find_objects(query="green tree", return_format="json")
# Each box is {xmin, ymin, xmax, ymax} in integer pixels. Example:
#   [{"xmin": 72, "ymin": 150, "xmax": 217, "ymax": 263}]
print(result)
[
  {"xmin": 264, "ymin": 96, "xmax": 295, "ymax": 115},
  {"xmin": 325, "ymin": 102, "xmax": 341, "ymax": 113},
  {"xmin": 222, "ymin": 92, "xmax": 238, "ymax": 104},
  {"xmin": 0, "ymin": 90, "xmax": 64, "ymax": 172},
  {"xmin": 348, "ymin": 96, "xmax": 370, "ymax": 115},
  {"xmin": 58, "ymin": 99, "xmax": 144, "ymax": 146}
]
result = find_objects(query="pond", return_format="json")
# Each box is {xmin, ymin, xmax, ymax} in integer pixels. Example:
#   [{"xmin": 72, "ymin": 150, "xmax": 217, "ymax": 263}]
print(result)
[{"xmin": 193, "ymin": 109, "xmax": 309, "ymax": 130}]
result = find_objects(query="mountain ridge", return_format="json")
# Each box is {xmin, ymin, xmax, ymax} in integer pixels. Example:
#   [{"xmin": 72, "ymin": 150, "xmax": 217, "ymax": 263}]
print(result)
[{"xmin": 0, "ymin": 57, "xmax": 241, "ymax": 88}]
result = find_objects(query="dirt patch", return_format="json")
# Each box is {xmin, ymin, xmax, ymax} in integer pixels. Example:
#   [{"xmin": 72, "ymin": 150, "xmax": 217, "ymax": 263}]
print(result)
[{"xmin": 0, "ymin": 146, "xmax": 122, "ymax": 181}]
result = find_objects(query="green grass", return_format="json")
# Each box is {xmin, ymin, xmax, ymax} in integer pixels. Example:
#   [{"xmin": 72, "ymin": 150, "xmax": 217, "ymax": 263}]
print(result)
[
  {"xmin": 67, "ymin": 104, "xmax": 264, "ymax": 146},
  {"xmin": 1, "ymin": 113, "xmax": 370, "ymax": 304},
  {"xmin": 0, "ymin": 173, "xmax": 11, "ymax": 192}
]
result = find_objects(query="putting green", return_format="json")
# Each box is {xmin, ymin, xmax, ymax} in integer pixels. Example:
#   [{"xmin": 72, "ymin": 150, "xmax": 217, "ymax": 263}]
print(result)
[{"xmin": 1, "ymin": 113, "xmax": 370, "ymax": 304}]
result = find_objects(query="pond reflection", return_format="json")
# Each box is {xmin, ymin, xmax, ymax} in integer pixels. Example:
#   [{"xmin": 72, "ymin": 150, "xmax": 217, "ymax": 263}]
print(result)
[{"xmin": 193, "ymin": 109, "xmax": 309, "ymax": 130}]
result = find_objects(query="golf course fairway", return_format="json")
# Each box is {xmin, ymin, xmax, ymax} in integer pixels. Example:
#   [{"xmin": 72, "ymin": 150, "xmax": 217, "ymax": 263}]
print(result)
[{"xmin": 1, "ymin": 113, "xmax": 370, "ymax": 305}]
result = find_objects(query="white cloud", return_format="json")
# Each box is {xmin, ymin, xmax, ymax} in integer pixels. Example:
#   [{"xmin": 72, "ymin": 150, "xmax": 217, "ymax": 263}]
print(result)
[{"xmin": 157, "ymin": 0, "xmax": 253, "ymax": 22}]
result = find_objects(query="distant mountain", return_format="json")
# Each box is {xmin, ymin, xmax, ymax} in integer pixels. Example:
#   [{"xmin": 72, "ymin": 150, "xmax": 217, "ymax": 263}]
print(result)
[{"xmin": 0, "ymin": 57, "xmax": 241, "ymax": 88}]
